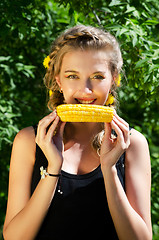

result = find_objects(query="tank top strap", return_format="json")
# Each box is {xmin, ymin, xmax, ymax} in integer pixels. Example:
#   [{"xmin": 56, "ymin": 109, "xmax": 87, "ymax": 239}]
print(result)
[
  {"xmin": 31, "ymin": 124, "xmax": 48, "ymax": 195},
  {"xmin": 115, "ymin": 126, "xmax": 132, "ymax": 190},
  {"xmin": 33, "ymin": 124, "xmax": 38, "ymax": 136}
]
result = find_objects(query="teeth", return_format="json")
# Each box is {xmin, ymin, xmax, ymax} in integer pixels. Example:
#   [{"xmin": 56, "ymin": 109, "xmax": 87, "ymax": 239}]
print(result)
[{"xmin": 77, "ymin": 99, "xmax": 95, "ymax": 104}]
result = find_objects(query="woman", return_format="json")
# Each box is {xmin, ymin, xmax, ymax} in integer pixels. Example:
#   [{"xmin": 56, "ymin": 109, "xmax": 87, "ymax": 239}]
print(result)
[{"xmin": 3, "ymin": 25, "xmax": 152, "ymax": 239}]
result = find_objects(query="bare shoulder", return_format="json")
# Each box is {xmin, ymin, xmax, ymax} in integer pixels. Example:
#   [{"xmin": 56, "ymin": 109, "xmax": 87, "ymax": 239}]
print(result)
[
  {"xmin": 14, "ymin": 126, "xmax": 36, "ymax": 143},
  {"xmin": 129, "ymin": 128, "xmax": 148, "ymax": 149},
  {"xmin": 12, "ymin": 126, "xmax": 36, "ymax": 166},
  {"xmin": 126, "ymin": 128, "xmax": 150, "ymax": 164}
]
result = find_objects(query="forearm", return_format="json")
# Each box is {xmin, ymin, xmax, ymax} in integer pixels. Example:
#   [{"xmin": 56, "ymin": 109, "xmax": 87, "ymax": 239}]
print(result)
[
  {"xmin": 4, "ymin": 175, "xmax": 59, "ymax": 240},
  {"xmin": 102, "ymin": 166, "xmax": 151, "ymax": 240}
]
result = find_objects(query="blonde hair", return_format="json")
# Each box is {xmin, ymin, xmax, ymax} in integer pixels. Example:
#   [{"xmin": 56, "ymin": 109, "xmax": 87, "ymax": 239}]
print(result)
[{"xmin": 44, "ymin": 25, "xmax": 123, "ymax": 110}]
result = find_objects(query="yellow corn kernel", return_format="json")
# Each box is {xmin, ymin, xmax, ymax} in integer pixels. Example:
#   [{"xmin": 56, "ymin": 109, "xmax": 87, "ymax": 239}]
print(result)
[{"xmin": 56, "ymin": 104, "xmax": 114, "ymax": 122}]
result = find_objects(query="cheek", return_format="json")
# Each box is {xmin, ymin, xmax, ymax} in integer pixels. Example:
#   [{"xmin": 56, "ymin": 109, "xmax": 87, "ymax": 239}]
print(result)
[
  {"xmin": 95, "ymin": 80, "xmax": 111, "ymax": 94},
  {"xmin": 99, "ymin": 88, "xmax": 110, "ymax": 103},
  {"xmin": 95, "ymin": 81, "xmax": 112, "ymax": 103},
  {"xmin": 61, "ymin": 79, "xmax": 77, "ymax": 91},
  {"xmin": 62, "ymin": 83, "xmax": 76, "ymax": 102}
]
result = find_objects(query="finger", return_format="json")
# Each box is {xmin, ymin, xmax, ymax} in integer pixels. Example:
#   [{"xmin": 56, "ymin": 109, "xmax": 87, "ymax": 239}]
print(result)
[
  {"xmin": 37, "ymin": 111, "xmax": 57, "ymax": 139},
  {"xmin": 111, "ymin": 120, "xmax": 125, "ymax": 143},
  {"xmin": 101, "ymin": 123, "xmax": 114, "ymax": 154},
  {"xmin": 113, "ymin": 113, "xmax": 129, "ymax": 128},
  {"xmin": 111, "ymin": 120, "xmax": 130, "ymax": 149},
  {"xmin": 38, "ymin": 111, "xmax": 57, "ymax": 129},
  {"xmin": 46, "ymin": 116, "xmax": 60, "ymax": 141},
  {"xmin": 113, "ymin": 115, "xmax": 129, "ymax": 141},
  {"xmin": 104, "ymin": 122, "xmax": 112, "ymax": 139}
]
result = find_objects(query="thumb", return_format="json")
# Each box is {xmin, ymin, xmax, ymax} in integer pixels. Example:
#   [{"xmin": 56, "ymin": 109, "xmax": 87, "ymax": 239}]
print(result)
[
  {"xmin": 100, "ymin": 123, "xmax": 113, "ymax": 156},
  {"xmin": 104, "ymin": 122, "xmax": 112, "ymax": 140}
]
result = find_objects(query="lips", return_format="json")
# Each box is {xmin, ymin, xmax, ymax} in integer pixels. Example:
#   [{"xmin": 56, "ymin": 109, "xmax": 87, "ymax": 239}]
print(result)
[{"xmin": 75, "ymin": 98, "xmax": 97, "ymax": 104}]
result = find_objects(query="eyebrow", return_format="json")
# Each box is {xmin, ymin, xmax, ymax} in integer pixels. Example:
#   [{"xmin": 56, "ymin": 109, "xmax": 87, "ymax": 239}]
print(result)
[
  {"xmin": 64, "ymin": 70, "xmax": 79, "ymax": 73},
  {"xmin": 64, "ymin": 70, "xmax": 105, "ymax": 75},
  {"xmin": 92, "ymin": 71, "xmax": 105, "ymax": 75}
]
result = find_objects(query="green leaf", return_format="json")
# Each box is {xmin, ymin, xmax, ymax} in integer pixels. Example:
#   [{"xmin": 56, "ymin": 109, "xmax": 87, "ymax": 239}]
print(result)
[
  {"xmin": 117, "ymin": 27, "xmax": 128, "ymax": 36},
  {"xmin": 125, "ymin": 5, "xmax": 136, "ymax": 14},
  {"xmin": 109, "ymin": 0, "xmax": 123, "ymax": 7},
  {"xmin": 142, "ymin": 19, "xmax": 159, "ymax": 26},
  {"xmin": 0, "ymin": 56, "xmax": 11, "ymax": 62},
  {"xmin": 135, "ymin": 59, "xmax": 148, "ymax": 68}
]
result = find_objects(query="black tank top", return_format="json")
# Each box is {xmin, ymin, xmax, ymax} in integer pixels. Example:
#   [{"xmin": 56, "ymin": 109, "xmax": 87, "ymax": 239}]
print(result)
[{"xmin": 31, "ymin": 125, "xmax": 125, "ymax": 239}]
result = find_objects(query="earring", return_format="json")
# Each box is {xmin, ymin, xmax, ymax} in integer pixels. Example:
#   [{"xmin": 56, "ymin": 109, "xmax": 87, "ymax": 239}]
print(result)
[
  {"xmin": 60, "ymin": 88, "xmax": 63, "ymax": 93},
  {"xmin": 105, "ymin": 93, "xmax": 114, "ymax": 106}
]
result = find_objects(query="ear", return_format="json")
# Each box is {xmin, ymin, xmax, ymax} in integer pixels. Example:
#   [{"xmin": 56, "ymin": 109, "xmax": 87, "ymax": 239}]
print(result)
[
  {"xmin": 55, "ymin": 75, "xmax": 62, "ymax": 88},
  {"xmin": 113, "ymin": 73, "xmax": 121, "ymax": 87}
]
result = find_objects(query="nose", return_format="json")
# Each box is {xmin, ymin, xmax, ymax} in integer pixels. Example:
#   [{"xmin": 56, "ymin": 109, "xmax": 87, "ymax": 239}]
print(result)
[{"xmin": 79, "ymin": 78, "xmax": 93, "ymax": 94}]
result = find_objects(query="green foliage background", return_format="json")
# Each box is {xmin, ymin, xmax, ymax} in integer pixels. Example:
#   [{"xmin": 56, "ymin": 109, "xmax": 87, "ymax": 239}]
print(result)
[{"xmin": 0, "ymin": 0, "xmax": 159, "ymax": 239}]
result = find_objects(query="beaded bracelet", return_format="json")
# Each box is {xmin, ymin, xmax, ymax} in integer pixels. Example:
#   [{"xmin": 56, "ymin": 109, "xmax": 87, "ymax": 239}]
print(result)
[{"xmin": 40, "ymin": 166, "xmax": 61, "ymax": 179}]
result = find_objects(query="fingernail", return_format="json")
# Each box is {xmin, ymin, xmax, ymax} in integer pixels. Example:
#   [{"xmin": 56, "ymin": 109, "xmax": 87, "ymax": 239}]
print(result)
[{"xmin": 50, "ymin": 111, "xmax": 56, "ymax": 117}]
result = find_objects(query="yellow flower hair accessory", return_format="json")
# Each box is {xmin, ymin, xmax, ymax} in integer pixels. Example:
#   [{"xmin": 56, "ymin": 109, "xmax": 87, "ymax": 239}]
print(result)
[
  {"xmin": 43, "ymin": 55, "xmax": 50, "ymax": 69},
  {"xmin": 105, "ymin": 93, "xmax": 114, "ymax": 105},
  {"xmin": 116, "ymin": 74, "xmax": 121, "ymax": 87},
  {"xmin": 49, "ymin": 90, "xmax": 53, "ymax": 97}
]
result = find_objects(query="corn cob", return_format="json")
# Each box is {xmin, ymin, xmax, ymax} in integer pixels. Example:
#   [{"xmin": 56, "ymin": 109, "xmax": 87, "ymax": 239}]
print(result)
[{"xmin": 56, "ymin": 104, "xmax": 114, "ymax": 122}]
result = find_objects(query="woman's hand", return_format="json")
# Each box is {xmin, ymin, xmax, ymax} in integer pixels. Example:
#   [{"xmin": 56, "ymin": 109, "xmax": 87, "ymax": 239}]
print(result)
[
  {"xmin": 35, "ymin": 110, "xmax": 66, "ymax": 173},
  {"xmin": 100, "ymin": 113, "xmax": 130, "ymax": 170}
]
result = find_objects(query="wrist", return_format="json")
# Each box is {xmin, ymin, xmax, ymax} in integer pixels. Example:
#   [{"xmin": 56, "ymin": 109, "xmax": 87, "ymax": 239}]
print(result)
[
  {"xmin": 101, "ymin": 163, "xmax": 117, "ymax": 177},
  {"xmin": 40, "ymin": 166, "xmax": 61, "ymax": 179},
  {"xmin": 47, "ymin": 163, "xmax": 62, "ymax": 175}
]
